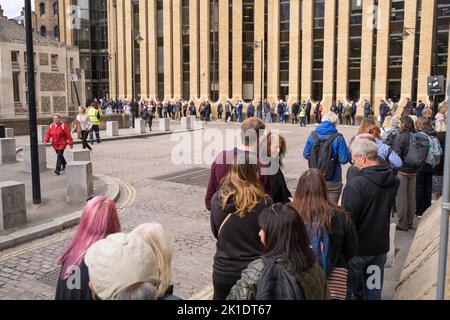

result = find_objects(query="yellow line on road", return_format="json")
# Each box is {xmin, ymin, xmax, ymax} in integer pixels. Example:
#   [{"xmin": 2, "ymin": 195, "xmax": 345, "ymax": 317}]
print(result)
[{"xmin": 0, "ymin": 177, "xmax": 137, "ymax": 262}]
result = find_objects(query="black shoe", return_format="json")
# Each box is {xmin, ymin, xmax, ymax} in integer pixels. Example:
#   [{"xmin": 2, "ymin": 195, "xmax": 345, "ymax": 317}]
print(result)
[
  {"xmin": 396, "ymin": 225, "xmax": 408, "ymax": 231},
  {"xmin": 54, "ymin": 170, "xmax": 60, "ymax": 176}
]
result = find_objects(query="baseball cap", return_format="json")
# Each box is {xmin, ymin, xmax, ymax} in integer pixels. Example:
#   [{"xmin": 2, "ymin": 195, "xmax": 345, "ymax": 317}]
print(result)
[{"xmin": 85, "ymin": 233, "xmax": 160, "ymax": 300}]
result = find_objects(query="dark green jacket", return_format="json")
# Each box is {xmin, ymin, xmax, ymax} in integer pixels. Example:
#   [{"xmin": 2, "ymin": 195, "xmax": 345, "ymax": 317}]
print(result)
[{"xmin": 227, "ymin": 258, "xmax": 331, "ymax": 300}]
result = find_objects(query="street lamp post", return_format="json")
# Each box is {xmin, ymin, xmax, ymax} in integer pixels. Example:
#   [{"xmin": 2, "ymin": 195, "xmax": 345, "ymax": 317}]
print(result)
[
  {"xmin": 24, "ymin": 0, "xmax": 41, "ymax": 204},
  {"xmin": 131, "ymin": 29, "xmax": 144, "ymax": 118},
  {"xmin": 251, "ymin": 39, "xmax": 264, "ymax": 104}
]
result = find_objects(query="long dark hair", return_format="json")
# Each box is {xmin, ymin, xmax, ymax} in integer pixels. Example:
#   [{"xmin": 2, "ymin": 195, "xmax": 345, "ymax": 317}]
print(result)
[
  {"xmin": 400, "ymin": 116, "xmax": 416, "ymax": 133},
  {"xmin": 258, "ymin": 203, "xmax": 316, "ymax": 275},
  {"xmin": 291, "ymin": 169, "xmax": 349, "ymax": 234}
]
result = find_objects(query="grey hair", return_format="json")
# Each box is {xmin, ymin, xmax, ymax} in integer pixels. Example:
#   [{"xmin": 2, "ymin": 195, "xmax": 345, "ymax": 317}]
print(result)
[
  {"xmin": 350, "ymin": 137, "xmax": 379, "ymax": 161},
  {"xmin": 322, "ymin": 112, "xmax": 338, "ymax": 126},
  {"xmin": 391, "ymin": 116, "xmax": 401, "ymax": 128},
  {"xmin": 115, "ymin": 282, "xmax": 157, "ymax": 301}
]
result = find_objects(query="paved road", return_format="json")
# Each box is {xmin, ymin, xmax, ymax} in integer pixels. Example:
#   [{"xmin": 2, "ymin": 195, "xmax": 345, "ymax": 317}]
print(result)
[{"xmin": 0, "ymin": 122, "xmax": 415, "ymax": 299}]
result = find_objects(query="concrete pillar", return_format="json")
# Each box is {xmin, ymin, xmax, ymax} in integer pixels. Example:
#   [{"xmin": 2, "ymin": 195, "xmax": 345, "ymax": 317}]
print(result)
[
  {"xmin": 254, "ymin": 0, "xmax": 266, "ymax": 103},
  {"xmin": 218, "ymin": 0, "xmax": 230, "ymax": 103},
  {"xmin": 173, "ymin": 0, "xmax": 184, "ymax": 100},
  {"xmin": 106, "ymin": 121, "xmax": 119, "ymax": 137},
  {"xmin": 0, "ymin": 139, "xmax": 16, "ymax": 164},
  {"xmin": 336, "ymin": 0, "xmax": 351, "ymax": 104},
  {"xmin": 359, "ymin": 0, "xmax": 375, "ymax": 106},
  {"xmin": 0, "ymin": 181, "xmax": 27, "ymax": 230},
  {"xmin": 267, "ymin": 0, "xmax": 280, "ymax": 103},
  {"xmin": 322, "ymin": 0, "xmax": 337, "ymax": 108},
  {"xmin": 135, "ymin": 119, "xmax": 147, "ymax": 134},
  {"xmin": 37, "ymin": 125, "xmax": 49, "ymax": 143},
  {"xmin": 159, "ymin": 118, "xmax": 170, "ymax": 131},
  {"xmin": 399, "ymin": 0, "xmax": 419, "ymax": 107},
  {"xmin": 108, "ymin": 0, "xmax": 118, "ymax": 99},
  {"xmin": 164, "ymin": 0, "xmax": 174, "ymax": 100},
  {"xmin": 417, "ymin": 0, "xmax": 437, "ymax": 104},
  {"xmin": 139, "ymin": 0, "xmax": 149, "ymax": 98},
  {"xmin": 5, "ymin": 128, "xmax": 14, "ymax": 138},
  {"xmin": 181, "ymin": 117, "xmax": 192, "ymax": 130},
  {"xmin": 190, "ymin": 0, "xmax": 200, "ymax": 100},
  {"xmin": 301, "ymin": 0, "xmax": 313, "ymax": 102},
  {"xmin": 288, "ymin": 0, "xmax": 301, "ymax": 103},
  {"xmin": 23, "ymin": 144, "xmax": 46, "ymax": 173},
  {"xmin": 66, "ymin": 162, "xmax": 94, "ymax": 202},
  {"xmin": 232, "ymin": 0, "xmax": 243, "ymax": 101},
  {"xmin": 200, "ymin": 0, "xmax": 211, "ymax": 101},
  {"xmin": 374, "ymin": 0, "xmax": 391, "ymax": 105},
  {"xmin": 148, "ymin": 0, "xmax": 158, "ymax": 99},
  {"xmin": 124, "ymin": 0, "xmax": 133, "ymax": 100},
  {"xmin": 67, "ymin": 149, "xmax": 91, "ymax": 162},
  {"xmin": 189, "ymin": 115, "xmax": 197, "ymax": 127}
]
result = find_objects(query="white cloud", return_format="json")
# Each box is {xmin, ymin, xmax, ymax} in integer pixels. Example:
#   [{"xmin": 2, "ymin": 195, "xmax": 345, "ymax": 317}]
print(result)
[{"xmin": 0, "ymin": 1, "xmax": 34, "ymax": 18}]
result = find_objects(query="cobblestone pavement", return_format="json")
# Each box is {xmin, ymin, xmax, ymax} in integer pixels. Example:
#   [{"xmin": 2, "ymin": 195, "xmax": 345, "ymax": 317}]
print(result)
[{"xmin": 0, "ymin": 122, "xmax": 412, "ymax": 299}]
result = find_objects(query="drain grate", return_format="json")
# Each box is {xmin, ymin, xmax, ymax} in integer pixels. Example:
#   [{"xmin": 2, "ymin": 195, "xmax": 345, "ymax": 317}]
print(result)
[
  {"xmin": 36, "ymin": 269, "xmax": 60, "ymax": 288},
  {"xmin": 150, "ymin": 167, "xmax": 212, "ymax": 188}
]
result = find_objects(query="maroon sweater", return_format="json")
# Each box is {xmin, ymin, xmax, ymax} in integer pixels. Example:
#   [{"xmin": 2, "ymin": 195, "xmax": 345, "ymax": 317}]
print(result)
[{"xmin": 205, "ymin": 149, "xmax": 273, "ymax": 211}]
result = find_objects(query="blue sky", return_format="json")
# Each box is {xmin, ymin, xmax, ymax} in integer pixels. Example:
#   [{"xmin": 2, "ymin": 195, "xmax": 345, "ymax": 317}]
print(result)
[{"xmin": 0, "ymin": 1, "xmax": 34, "ymax": 18}]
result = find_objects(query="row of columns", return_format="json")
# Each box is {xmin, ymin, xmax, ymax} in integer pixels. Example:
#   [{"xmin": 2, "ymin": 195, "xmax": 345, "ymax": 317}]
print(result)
[{"xmin": 105, "ymin": 0, "xmax": 448, "ymax": 113}]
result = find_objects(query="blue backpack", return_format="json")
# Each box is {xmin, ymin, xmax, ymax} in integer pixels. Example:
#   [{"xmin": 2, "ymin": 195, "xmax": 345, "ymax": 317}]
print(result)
[{"xmin": 305, "ymin": 222, "xmax": 334, "ymax": 276}]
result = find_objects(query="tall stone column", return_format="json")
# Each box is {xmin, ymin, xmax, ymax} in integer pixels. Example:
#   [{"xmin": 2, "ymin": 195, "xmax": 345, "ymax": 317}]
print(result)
[
  {"xmin": 417, "ymin": 0, "xmax": 436, "ymax": 104},
  {"xmin": 373, "ymin": 0, "xmax": 391, "ymax": 106},
  {"xmin": 218, "ymin": 0, "xmax": 230, "ymax": 103},
  {"xmin": 322, "ymin": 0, "xmax": 337, "ymax": 108},
  {"xmin": 300, "ymin": 0, "xmax": 313, "ymax": 102},
  {"xmin": 267, "ymin": 0, "xmax": 280, "ymax": 103},
  {"xmin": 108, "ymin": 0, "xmax": 118, "ymax": 99},
  {"xmin": 336, "ymin": 0, "xmax": 350, "ymax": 105},
  {"xmin": 148, "ymin": 0, "xmax": 158, "ymax": 99},
  {"xmin": 173, "ymin": 0, "xmax": 184, "ymax": 100},
  {"xmin": 124, "ymin": 0, "xmax": 133, "ymax": 100},
  {"xmin": 254, "ymin": 0, "xmax": 266, "ymax": 103},
  {"xmin": 190, "ymin": 0, "xmax": 200, "ymax": 101},
  {"xmin": 399, "ymin": 0, "xmax": 419, "ymax": 107},
  {"xmin": 164, "ymin": 0, "xmax": 174, "ymax": 101},
  {"xmin": 359, "ymin": 0, "xmax": 375, "ymax": 106},
  {"xmin": 200, "ymin": 0, "xmax": 211, "ymax": 101},
  {"xmin": 139, "ymin": 0, "xmax": 149, "ymax": 99},
  {"xmin": 232, "ymin": 0, "xmax": 243, "ymax": 102},
  {"xmin": 288, "ymin": 0, "xmax": 301, "ymax": 103}
]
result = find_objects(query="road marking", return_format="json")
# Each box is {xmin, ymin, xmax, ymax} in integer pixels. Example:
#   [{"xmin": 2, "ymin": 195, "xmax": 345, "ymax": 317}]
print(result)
[{"xmin": 0, "ymin": 177, "xmax": 137, "ymax": 261}]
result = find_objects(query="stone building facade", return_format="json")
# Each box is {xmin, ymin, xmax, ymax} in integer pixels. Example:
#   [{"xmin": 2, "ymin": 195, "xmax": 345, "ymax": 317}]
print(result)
[
  {"xmin": 0, "ymin": 16, "xmax": 85, "ymax": 119},
  {"xmin": 33, "ymin": 0, "xmax": 60, "ymax": 40},
  {"xmin": 57, "ymin": 0, "xmax": 450, "ymax": 116}
]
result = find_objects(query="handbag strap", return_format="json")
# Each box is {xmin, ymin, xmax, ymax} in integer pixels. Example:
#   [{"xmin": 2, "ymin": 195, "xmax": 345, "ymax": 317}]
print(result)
[{"xmin": 218, "ymin": 213, "xmax": 232, "ymax": 237}]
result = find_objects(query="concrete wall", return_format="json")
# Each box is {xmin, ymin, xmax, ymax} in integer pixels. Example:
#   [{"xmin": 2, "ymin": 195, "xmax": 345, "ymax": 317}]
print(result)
[{"xmin": 394, "ymin": 199, "xmax": 450, "ymax": 300}]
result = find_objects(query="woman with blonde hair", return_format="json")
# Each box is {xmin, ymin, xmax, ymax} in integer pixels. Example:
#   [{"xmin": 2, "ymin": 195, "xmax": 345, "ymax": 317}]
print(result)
[
  {"xmin": 75, "ymin": 106, "xmax": 92, "ymax": 151},
  {"xmin": 210, "ymin": 155, "xmax": 273, "ymax": 300},
  {"xmin": 131, "ymin": 223, "xmax": 178, "ymax": 300},
  {"xmin": 433, "ymin": 115, "xmax": 447, "ymax": 199}
]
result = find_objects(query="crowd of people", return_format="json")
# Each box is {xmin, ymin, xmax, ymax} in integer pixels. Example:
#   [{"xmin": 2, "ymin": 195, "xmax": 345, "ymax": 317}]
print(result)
[{"xmin": 49, "ymin": 98, "xmax": 447, "ymax": 300}]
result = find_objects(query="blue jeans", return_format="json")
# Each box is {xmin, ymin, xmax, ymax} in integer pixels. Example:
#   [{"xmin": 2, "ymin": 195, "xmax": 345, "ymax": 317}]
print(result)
[
  {"xmin": 237, "ymin": 112, "xmax": 243, "ymax": 123},
  {"xmin": 264, "ymin": 112, "xmax": 272, "ymax": 123},
  {"xmin": 347, "ymin": 254, "xmax": 387, "ymax": 300},
  {"xmin": 256, "ymin": 111, "xmax": 262, "ymax": 119}
]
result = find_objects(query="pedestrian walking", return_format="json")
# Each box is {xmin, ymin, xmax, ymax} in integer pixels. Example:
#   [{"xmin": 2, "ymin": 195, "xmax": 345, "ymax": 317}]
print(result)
[
  {"xmin": 267, "ymin": 133, "xmax": 291, "ymax": 204},
  {"xmin": 337, "ymin": 100, "xmax": 344, "ymax": 125},
  {"xmin": 225, "ymin": 101, "xmax": 232, "ymax": 123},
  {"xmin": 236, "ymin": 101, "xmax": 244, "ymax": 123},
  {"xmin": 343, "ymin": 103, "xmax": 352, "ymax": 126},
  {"xmin": 363, "ymin": 99, "xmax": 371, "ymax": 119},
  {"xmin": 299, "ymin": 103, "xmax": 307, "ymax": 127},
  {"xmin": 217, "ymin": 102, "xmax": 223, "ymax": 120},
  {"xmin": 256, "ymin": 101, "xmax": 263, "ymax": 120},
  {"xmin": 306, "ymin": 100, "xmax": 312, "ymax": 125},
  {"xmin": 144, "ymin": 106, "xmax": 154, "ymax": 131},
  {"xmin": 351, "ymin": 100, "xmax": 357, "ymax": 126},
  {"xmin": 55, "ymin": 196, "xmax": 121, "ymax": 300},
  {"xmin": 247, "ymin": 102, "xmax": 255, "ymax": 119},
  {"xmin": 433, "ymin": 114, "xmax": 446, "ymax": 199},
  {"xmin": 262, "ymin": 99, "xmax": 271, "ymax": 123},
  {"xmin": 227, "ymin": 203, "xmax": 330, "ymax": 300},
  {"xmin": 76, "ymin": 106, "xmax": 93, "ymax": 151},
  {"xmin": 342, "ymin": 138, "xmax": 399, "ymax": 300},
  {"xmin": 189, "ymin": 101, "xmax": 197, "ymax": 118},
  {"xmin": 291, "ymin": 100, "xmax": 300, "ymax": 124},
  {"xmin": 303, "ymin": 112, "xmax": 351, "ymax": 203},
  {"xmin": 87, "ymin": 103, "xmax": 102, "ymax": 144},
  {"xmin": 43, "ymin": 114, "xmax": 74, "ymax": 175},
  {"xmin": 292, "ymin": 169, "xmax": 358, "ymax": 300}
]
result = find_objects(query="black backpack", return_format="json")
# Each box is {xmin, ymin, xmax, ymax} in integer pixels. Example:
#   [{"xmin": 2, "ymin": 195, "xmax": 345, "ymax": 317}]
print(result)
[
  {"xmin": 308, "ymin": 132, "xmax": 342, "ymax": 180},
  {"xmin": 255, "ymin": 257, "xmax": 304, "ymax": 300},
  {"xmin": 404, "ymin": 133, "xmax": 429, "ymax": 169}
]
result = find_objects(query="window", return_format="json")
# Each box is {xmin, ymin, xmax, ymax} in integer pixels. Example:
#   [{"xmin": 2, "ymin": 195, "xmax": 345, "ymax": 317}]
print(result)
[
  {"xmin": 210, "ymin": 0, "xmax": 219, "ymax": 102},
  {"xmin": 40, "ymin": 26, "xmax": 47, "ymax": 37},
  {"xmin": 13, "ymin": 72, "xmax": 20, "ymax": 102},
  {"xmin": 11, "ymin": 51, "xmax": 19, "ymax": 64},
  {"xmin": 279, "ymin": 0, "xmax": 290, "ymax": 100},
  {"xmin": 242, "ymin": 0, "xmax": 254, "ymax": 102},
  {"xmin": 39, "ymin": 2, "xmax": 45, "ymax": 16},
  {"xmin": 313, "ymin": 0, "xmax": 325, "ymax": 29},
  {"xmin": 182, "ymin": 0, "xmax": 190, "ymax": 100},
  {"xmin": 391, "ymin": 0, "xmax": 404, "ymax": 22},
  {"xmin": 53, "ymin": 2, "xmax": 58, "ymax": 16},
  {"xmin": 51, "ymin": 54, "xmax": 59, "ymax": 70},
  {"xmin": 157, "ymin": 0, "xmax": 164, "ymax": 100}
]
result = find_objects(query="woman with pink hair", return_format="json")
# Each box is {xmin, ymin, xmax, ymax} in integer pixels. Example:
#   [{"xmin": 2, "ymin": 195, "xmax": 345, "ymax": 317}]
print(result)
[{"xmin": 55, "ymin": 196, "xmax": 121, "ymax": 300}]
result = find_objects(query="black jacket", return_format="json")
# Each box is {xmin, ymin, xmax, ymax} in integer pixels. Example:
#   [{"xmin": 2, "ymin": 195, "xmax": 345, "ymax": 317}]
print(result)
[
  {"xmin": 342, "ymin": 165, "xmax": 400, "ymax": 256},
  {"xmin": 392, "ymin": 131, "xmax": 418, "ymax": 174},
  {"xmin": 55, "ymin": 260, "xmax": 92, "ymax": 300},
  {"xmin": 211, "ymin": 193, "xmax": 273, "ymax": 285},
  {"xmin": 271, "ymin": 169, "xmax": 292, "ymax": 204},
  {"xmin": 329, "ymin": 212, "xmax": 359, "ymax": 268},
  {"xmin": 434, "ymin": 132, "xmax": 446, "ymax": 176}
]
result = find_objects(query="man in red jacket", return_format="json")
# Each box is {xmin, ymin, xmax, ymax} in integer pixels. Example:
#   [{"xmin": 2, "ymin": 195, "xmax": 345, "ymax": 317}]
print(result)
[
  {"xmin": 205, "ymin": 117, "xmax": 272, "ymax": 211},
  {"xmin": 43, "ymin": 114, "xmax": 74, "ymax": 175}
]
